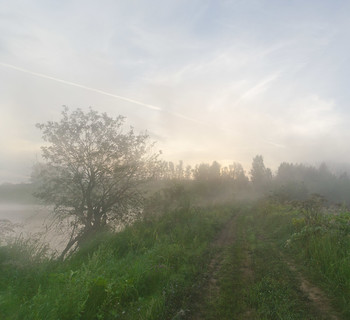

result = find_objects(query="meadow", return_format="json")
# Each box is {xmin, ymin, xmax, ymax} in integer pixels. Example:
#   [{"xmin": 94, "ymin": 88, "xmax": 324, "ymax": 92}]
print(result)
[{"xmin": 1, "ymin": 181, "xmax": 350, "ymax": 319}]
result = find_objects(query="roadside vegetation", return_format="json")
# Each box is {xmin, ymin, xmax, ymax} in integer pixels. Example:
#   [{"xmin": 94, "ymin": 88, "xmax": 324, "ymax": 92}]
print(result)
[
  {"xmin": 2, "ymin": 190, "xmax": 350, "ymax": 319},
  {"xmin": 0, "ymin": 196, "xmax": 232, "ymax": 319},
  {"xmin": 190, "ymin": 199, "xmax": 349, "ymax": 319},
  {"xmin": 1, "ymin": 108, "xmax": 350, "ymax": 319}
]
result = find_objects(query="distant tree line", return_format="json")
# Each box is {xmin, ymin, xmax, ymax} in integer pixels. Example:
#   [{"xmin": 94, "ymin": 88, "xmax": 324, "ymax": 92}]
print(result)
[
  {"xmin": 155, "ymin": 160, "xmax": 249, "ymax": 183},
  {"xmin": 273, "ymin": 161, "xmax": 350, "ymax": 205},
  {"xmin": 155, "ymin": 155, "xmax": 350, "ymax": 206}
]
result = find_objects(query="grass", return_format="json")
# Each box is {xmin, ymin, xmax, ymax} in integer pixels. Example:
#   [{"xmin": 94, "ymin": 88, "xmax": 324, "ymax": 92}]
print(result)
[
  {"xmin": 287, "ymin": 207, "xmax": 350, "ymax": 318},
  {"xmin": 1, "ymin": 194, "xmax": 350, "ymax": 319},
  {"xmin": 195, "ymin": 202, "xmax": 335, "ymax": 319},
  {"xmin": 0, "ymin": 205, "xmax": 232, "ymax": 320},
  {"xmin": 210, "ymin": 238, "xmax": 247, "ymax": 319},
  {"xmin": 245, "ymin": 199, "xmax": 350, "ymax": 318}
]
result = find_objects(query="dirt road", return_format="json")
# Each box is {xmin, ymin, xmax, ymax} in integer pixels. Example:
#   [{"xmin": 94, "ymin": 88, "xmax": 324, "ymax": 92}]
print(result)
[{"xmin": 183, "ymin": 209, "xmax": 343, "ymax": 320}]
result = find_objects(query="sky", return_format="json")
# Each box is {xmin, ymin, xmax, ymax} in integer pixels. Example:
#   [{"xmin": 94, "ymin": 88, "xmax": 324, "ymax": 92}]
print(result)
[{"xmin": 1, "ymin": 0, "xmax": 350, "ymax": 183}]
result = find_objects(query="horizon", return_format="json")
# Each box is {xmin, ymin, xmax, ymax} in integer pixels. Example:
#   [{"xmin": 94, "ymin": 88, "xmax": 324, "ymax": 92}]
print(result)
[{"xmin": 1, "ymin": 156, "xmax": 350, "ymax": 186}]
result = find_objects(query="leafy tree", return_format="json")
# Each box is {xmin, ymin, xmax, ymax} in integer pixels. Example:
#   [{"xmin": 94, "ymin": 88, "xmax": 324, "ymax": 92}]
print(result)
[
  {"xmin": 168, "ymin": 161, "xmax": 175, "ymax": 178},
  {"xmin": 250, "ymin": 155, "xmax": 272, "ymax": 191},
  {"xmin": 209, "ymin": 161, "xmax": 221, "ymax": 181},
  {"xmin": 193, "ymin": 161, "xmax": 222, "ymax": 181},
  {"xmin": 184, "ymin": 164, "xmax": 192, "ymax": 180},
  {"xmin": 193, "ymin": 163, "xmax": 211, "ymax": 181},
  {"xmin": 231, "ymin": 163, "xmax": 248, "ymax": 182},
  {"xmin": 33, "ymin": 107, "xmax": 160, "ymax": 259},
  {"xmin": 175, "ymin": 160, "xmax": 184, "ymax": 179}
]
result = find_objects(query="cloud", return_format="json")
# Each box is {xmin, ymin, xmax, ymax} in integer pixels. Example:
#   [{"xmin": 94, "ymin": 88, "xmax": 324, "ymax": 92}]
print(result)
[
  {"xmin": 0, "ymin": 1, "xmax": 350, "ymax": 182},
  {"xmin": 285, "ymin": 94, "xmax": 339, "ymax": 136},
  {"xmin": 234, "ymin": 73, "xmax": 280, "ymax": 103}
]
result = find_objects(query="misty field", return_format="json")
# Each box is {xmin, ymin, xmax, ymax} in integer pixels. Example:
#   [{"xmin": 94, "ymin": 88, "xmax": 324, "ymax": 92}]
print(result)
[
  {"xmin": 1, "ymin": 177, "xmax": 350, "ymax": 319},
  {"xmin": 3, "ymin": 1, "xmax": 350, "ymax": 318},
  {"xmin": 1, "ymin": 106, "xmax": 350, "ymax": 319}
]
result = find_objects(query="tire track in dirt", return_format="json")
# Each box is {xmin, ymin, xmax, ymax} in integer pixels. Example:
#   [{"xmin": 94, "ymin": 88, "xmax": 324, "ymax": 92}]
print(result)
[
  {"xmin": 239, "ymin": 230, "xmax": 255, "ymax": 319},
  {"xmin": 186, "ymin": 214, "xmax": 237, "ymax": 320},
  {"xmin": 260, "ymin": 229, "xmax": 342, "ymax": 319},
  {"xmin": 284, "ymin": 258, "xmax": 341, "ymax": 320},
  {"xmin": 178, "ymin": 209, "xmax": 342, "ymax": 320}
]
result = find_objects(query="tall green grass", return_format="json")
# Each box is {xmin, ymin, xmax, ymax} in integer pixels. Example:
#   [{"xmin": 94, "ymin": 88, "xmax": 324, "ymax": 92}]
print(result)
[
  {"xmin": 289, "ymin": 209, "xmax": 350, "ymax": 317},
  {"xmin": 191, "ymin": 204, "xmax": 323, "ymax": 319},
  {"xmin": 226, "ymin": 209, "xmax": 319, "ymax": 319},
  {"xmin": 255, "ymin": 199, "xmax": 350, "ymax": 318},
  {"xmin": 0, "ymin": 206, "xmax": 232, "ymax": 320}
]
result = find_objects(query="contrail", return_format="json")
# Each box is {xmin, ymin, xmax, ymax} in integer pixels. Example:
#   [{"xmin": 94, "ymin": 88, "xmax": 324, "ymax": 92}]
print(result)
[
  {"xmin": 0, "ymin": 62, "xmax": 162, "ymax": 111},
  {"xmin": 0, "ymin": 61, "xmax": 208, "ymax": 126}
]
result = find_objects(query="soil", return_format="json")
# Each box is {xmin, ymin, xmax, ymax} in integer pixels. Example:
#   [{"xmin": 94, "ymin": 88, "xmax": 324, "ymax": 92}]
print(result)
[
  {"xmin": 188, "ymin": 215, "xmax": 237, "ymax": 320},
  {"xmin": 178, "ymin": 212, "xmax": 343, "ymax": 320},
  {"xmin": 285, "ymin": 259, "xmax": 341, "ymax": 320}
]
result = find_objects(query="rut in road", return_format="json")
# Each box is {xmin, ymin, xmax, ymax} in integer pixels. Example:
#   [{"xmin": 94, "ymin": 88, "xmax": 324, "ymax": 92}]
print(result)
[
  {"xmin": 178, "ymin": 208, "xmax": 344, "ymax": 320},
  {"xmin": 187, "ymin": 214, "xmax": 237, "ymax": 320},
  {"xmin": 284, "ymin": 258, "xmax": 341, "ymax": 320}
]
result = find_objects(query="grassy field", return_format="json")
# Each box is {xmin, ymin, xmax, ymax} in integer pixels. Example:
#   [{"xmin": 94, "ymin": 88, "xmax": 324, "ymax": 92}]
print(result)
[
  {"xmin": 1, "ymin": 194, "xmax": 350, "ymax": 319},
  {"xmin": 189, "ymin": 200, "xmax": 349, "ymax": 319},
  {"xmin": 0, "ymin": 204, "xmax": 233, "ymax": 320}
]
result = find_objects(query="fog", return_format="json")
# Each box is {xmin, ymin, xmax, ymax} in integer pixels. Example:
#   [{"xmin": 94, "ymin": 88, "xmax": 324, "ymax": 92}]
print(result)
[
  {"xmin": 2, "ymin": 0, "xmax": 350, "ymax": 252},
  {"xmin": 0, "ymin": 202, "xmax": 70, "ymax": 252},
  {"xmin": 2, "ymin": 1, "xmax": 350, "ymax": 184},
  {"xmin": 2, "ymin": 3, "xmax": 350, "ymax": 319},
  {"xmin": 0, "ymin": 203, "xmax": 45, "ymax": 223}
]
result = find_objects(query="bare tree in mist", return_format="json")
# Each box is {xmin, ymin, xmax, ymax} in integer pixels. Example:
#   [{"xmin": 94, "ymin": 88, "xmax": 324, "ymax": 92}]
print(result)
[{"xmin": 32, "ymin": 107, "xmax": 160, "ymax": 259}]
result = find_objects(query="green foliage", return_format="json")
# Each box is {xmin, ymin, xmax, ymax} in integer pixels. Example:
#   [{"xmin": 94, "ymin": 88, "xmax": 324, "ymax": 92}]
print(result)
[
  {"xmin": 194, "ymin": 204, "xmax": 323, "ymax": 319},
  {"xmin": 294, "ymin": 194, "xmax": 327, "ymax": 225},
  {"xmin": 33, "ymin": 107, "xmax": 160, "ymax": 259},
  {"xmin": 0, "ymin": 204, "xmax": 230, "ymax": 319},
  {"xmin": 249, "ymin": 276, "xmax": 304, "ymax": 320},
  {"xmin": 255, "ymin": 198, "xmax": 350, "ymax": 318},
  {"xmin": 144, "ymin": 182, "xmax": 191, "ymax": 214},
  {"xmin": 287, "ymin": 208, "xmax": 350, "ymax": 317},
  {"xmin": 274, "ymin": 161, "xmax": 350, "ymax": 205},
  {"xmin": 210, "ymin": 243, "xmax": 247, "ymax": 319},
  {"xmin": 3, "ymin": 189, "xmax": 349, "ymax": 319},
  {"xmin": 250, "ymin": 155, "xmax": 272, "ymax": 192}
]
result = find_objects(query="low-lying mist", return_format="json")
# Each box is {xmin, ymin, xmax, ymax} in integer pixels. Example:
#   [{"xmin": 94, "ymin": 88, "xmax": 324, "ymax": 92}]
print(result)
[{"xmin": 1, "ymin": 155, "xmax": 350, "ymax": 257}]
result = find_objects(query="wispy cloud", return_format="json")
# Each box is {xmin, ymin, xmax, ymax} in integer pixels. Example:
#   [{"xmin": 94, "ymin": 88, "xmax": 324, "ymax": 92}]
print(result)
[
  {"xmin": 0, "ymin": 62, "xmax": 163, "ymax": 111},
  {"xmin": 235, "ymin": 73, "xmax": 280, "ymax": 103}
]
